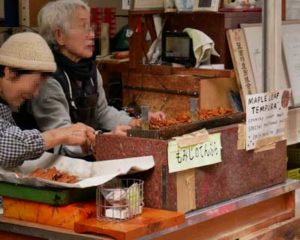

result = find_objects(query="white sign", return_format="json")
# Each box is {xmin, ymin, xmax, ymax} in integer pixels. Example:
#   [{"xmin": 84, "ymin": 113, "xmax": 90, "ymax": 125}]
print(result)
[
  {"xmin": 246, "ymin": 89, "xmax": 291, "ymax": 150},
  {"xmin": 168, "ymin": 133, "xmax": 222, "ymax": 173}
]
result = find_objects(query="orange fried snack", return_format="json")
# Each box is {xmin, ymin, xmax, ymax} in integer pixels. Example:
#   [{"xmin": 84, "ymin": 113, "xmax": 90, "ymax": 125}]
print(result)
[
  {"xmin": 149, "ymin": 108, "xmax": 234, "ymax": 129},
  {"xmin": 198, "ymin": 107, "xmax": 233, "ymax": 120},
  {"xmin": 30, "ymin": 167, "xmax": 78, "ymax": 183},
  {"xmin": 149, "ymin": 112, "xmax": 192, "ymax": 129}
]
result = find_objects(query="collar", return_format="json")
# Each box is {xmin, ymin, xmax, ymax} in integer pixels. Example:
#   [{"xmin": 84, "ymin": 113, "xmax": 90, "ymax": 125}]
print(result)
[{"xmin": 0, "ymin": 97, "xmax": 9, "ymax": 106}]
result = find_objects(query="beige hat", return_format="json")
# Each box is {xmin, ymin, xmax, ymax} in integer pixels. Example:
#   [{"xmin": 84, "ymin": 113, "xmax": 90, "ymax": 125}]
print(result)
[{"xmin": 0, "ymin": 32, "xmax": 56, "ymax": 72}]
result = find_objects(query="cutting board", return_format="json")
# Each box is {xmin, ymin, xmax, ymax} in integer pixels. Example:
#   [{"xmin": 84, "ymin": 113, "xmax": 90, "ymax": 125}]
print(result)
[
  {"xmin": 74, "ymin": 208, "xmax": 185, "ymax": 240},
  {"xmin": 0, "ymin": 182, "xmax": 95, "ymax": 205}
]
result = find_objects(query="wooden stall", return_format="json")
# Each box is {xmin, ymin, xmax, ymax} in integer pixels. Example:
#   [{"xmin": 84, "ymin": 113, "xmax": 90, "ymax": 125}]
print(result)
[{"xmin": 0, "ymin": 1, "xmax": 299, "ymax": 239}]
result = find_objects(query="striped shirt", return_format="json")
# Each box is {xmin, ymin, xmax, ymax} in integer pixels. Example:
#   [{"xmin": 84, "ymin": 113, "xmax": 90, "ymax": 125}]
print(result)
[{"xmin": 0, "ymin": 101, "xmax": 44, "ymax": 168}]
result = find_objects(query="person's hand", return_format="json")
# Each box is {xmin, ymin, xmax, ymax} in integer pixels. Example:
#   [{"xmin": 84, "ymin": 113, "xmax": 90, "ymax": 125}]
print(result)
[
  {"xmin": 77, "ymin": 125, "xmax": 97, "ymax": 154},
  {"xmin": 149, "ymin": 111, "xmax": 166, "ymax": 120},
  {"xmin": 63, "ymin": 123, "xmax": 95, "ymax": 147},
  {"xmin": 42, "ymin": 123, "xmax": 96, "ymax": 152},
  {"xmin": 127, "ymin": 111, "xmax": 166, "ymax": 128},
  {"xmin": 108, "ymin": 124, "xmax": 132, "ymax": 136},
  {"xmin": 128, "ymin": 118, "xmax": 142, "ymax": 128}
]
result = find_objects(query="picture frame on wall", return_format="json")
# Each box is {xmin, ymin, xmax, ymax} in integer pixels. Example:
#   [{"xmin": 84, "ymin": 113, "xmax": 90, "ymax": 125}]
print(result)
[{"xmin": 194, "ymin": 0, "xmax": 221, "ymax": 12}]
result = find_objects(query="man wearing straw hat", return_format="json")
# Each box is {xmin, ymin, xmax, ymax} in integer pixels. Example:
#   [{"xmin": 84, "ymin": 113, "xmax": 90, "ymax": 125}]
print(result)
[{"xmin": 0, "ymin": 32, "xmax": 95, "ymax": 168}]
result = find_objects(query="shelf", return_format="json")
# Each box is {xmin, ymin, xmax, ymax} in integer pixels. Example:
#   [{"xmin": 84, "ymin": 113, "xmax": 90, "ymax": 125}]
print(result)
[
  {"xmin": 128, "ymin": 9, "xmax": 163, "ymax": 15},
  {"xmin": 139, "ymin": 179, "xmax": 300, "ymax": 239}
]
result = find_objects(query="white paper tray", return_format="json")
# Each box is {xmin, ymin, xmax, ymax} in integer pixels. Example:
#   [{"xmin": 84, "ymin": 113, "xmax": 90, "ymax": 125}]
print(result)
[{"xmin": 0, "ymin": 152, "xmax": 154, "ymax": 188}]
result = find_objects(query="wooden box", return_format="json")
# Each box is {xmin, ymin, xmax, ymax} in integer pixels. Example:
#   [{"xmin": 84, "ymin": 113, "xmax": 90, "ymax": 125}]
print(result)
[
  {"xmin": 94, "ymin": 124, "xmax": 287, "ymax": 213},
  {"xmin": 122, "ymin": 65, "xmax": 238, "ymax": 117}
]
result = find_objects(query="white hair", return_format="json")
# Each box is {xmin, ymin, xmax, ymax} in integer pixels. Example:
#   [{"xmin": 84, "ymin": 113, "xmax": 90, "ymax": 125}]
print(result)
[{"xmin": 38, "ymin": 0, "xmax": 90, "ymax": 47}]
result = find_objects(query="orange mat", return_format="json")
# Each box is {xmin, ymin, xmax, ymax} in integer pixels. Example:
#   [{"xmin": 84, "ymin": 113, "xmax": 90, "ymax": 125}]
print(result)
[{"xmin": 3, "ymin": 197, "xmax": 96, "ymax": 230}]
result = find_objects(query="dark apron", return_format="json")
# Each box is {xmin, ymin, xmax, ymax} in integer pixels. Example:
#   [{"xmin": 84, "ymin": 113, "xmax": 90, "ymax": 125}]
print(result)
[{"xmin": 70, "ymin": 93, "xmax": 98, "ymax": 129}]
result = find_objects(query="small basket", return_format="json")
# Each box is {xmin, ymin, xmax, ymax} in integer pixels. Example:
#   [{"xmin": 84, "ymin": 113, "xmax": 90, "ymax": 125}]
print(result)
[{"xmin": 96, "ymin": 178, "xmax": 144, "ymax": 221}]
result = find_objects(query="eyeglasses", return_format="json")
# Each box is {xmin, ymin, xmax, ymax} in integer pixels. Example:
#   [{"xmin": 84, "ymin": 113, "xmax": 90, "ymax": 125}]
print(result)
[{"xmin": 71, "ymin": 24, "xmax": 96, "ymax": 34}]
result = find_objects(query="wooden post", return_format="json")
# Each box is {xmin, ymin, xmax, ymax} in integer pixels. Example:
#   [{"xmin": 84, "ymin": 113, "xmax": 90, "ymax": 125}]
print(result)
[
  {"xmin": 282, "ymin": 0, "xmax": 286, "ymax": 20},
  {"xmin": 263, "ymin": 0, "xmax": 282, "ymax": 91}
]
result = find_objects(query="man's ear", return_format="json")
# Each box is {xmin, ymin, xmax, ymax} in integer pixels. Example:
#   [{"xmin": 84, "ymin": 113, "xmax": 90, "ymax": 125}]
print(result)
[{"xmin": 54, "ymin": 28, "xmax": 65, "ymax": 46}]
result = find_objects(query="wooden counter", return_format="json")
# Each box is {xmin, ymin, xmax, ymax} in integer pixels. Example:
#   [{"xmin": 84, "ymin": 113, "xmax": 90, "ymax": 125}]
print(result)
[{"xmin": 0, "ymin": 179, "xmax": 300, "ymax": 240}]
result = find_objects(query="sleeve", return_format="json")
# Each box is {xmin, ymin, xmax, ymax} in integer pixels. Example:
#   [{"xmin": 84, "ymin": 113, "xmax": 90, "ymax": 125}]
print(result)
[
  {"xmin": 95, "ymin": 70, "xmax": 132, "ymax": 130},
  {"xmin": 0, "ymin": 120, "xmax": 44, "ymax": 168}
]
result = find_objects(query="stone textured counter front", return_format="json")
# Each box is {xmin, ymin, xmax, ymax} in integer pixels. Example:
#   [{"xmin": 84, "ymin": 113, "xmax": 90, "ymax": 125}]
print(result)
[{"xmin": 95, "ymin": 124, "xmax": 286, "ymax": 212}]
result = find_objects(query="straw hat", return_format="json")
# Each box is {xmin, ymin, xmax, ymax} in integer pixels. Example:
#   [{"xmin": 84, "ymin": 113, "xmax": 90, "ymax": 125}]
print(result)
[{"xmin": 0, "ymin": 32, "xmax": 56, "ymax": 72}]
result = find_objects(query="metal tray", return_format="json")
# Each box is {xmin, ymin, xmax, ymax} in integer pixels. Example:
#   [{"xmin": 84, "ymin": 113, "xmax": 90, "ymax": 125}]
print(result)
[{"xmin": 127, "ymin": 112, "xmax": 245, "ymax": 140}]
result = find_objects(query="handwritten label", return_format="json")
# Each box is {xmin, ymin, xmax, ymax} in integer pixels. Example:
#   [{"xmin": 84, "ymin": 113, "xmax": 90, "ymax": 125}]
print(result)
[
  {"xmin": 246, "ymin": 89, "xmax": 291, "ymax": 150},
  {"xmin": 228, "ymin": 29, "xmax": 257, "ymax": 96},
  {"xmin": 168, "ymin": 133, "xmax": 222, "ymax": 173}
]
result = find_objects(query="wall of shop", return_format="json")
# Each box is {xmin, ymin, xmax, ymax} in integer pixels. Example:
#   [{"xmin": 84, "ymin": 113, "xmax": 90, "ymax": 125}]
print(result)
[{"xmin": 286, "ymin": 0, "xmax": 300, "ymax": 19}]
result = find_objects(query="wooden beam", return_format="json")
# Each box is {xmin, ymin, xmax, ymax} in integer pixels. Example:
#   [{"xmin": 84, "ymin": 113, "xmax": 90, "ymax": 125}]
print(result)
[{"xmin": 282, "ymin": 0, "xmax": 286, "ymax": 20}]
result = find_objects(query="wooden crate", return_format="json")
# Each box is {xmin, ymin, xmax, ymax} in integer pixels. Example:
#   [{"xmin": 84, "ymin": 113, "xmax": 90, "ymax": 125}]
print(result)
[{"xmin": 122, "ymin": 65, "xmax": 238, "ymax": 118}]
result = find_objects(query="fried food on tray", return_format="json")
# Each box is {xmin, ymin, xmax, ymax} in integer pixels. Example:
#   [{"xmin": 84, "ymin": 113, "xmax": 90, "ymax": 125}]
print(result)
[
  {"xmin": 149, "ymin": 112, "xmax": 192, "ymax": 129},
  {"xmin": 198, "ymin": 107, "xmax": 233, "ymax": 120},
  {"xmin": 149, "ymin": 107, "xmax": 234, "ymax": 129},
  {"xmin": 29, "ymin": 167, "xmax": 78, "ymax": 183}
]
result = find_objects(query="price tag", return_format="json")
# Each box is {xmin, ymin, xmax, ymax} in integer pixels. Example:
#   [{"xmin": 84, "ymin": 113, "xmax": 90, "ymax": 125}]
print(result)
[
  {"xmin": 246, "ymin": 89, "xmax": 291, "ymax": 150},
  {"xmin": 168, "ymin": 133, "xmax": 222, "ymax": 173}
]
